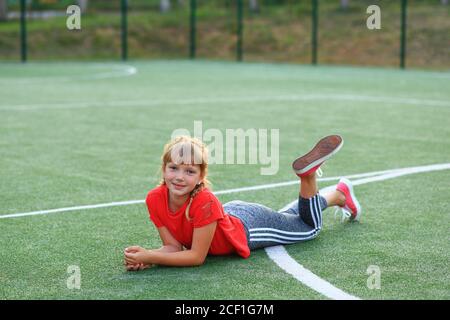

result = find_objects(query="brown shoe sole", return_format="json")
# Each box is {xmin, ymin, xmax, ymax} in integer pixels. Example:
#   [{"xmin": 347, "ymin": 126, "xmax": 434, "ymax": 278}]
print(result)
[{"xmin": 292, "ymin": 135, "xmax": 343, "ymax": 174}]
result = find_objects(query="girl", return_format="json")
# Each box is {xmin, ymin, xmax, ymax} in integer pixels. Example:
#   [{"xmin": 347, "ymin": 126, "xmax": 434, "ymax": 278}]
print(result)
[{"xmin": 124, "ymin": 135, "xmax": 361, "ymax": 270}]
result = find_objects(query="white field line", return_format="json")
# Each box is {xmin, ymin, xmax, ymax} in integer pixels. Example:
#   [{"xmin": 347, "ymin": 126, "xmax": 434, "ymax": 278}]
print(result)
[
  {"xmin": 2, "ymin": 163, "xmax": 449, "ymax": 301},
  {"xmin": 83, "ymin": 65, "xmax": 137, "ymax": 80},
  {"xmin": 0, "ymin": 167, "xmax": 411, "ymax": 219},
  {"xmin": 265, "ymin": 246, "xmax": 360, "ymax": 300},
  {"xmin": 0, "ymin": 64, "xmax": 137, "ymax": 86},
  {"xmin": 0, "ymin": 93, "xmax": 449, "ymax": 111},
  {"xmin": 0, "ymin": 200, "xmax": 145, "ymax": 220},
  {"xmin": 264, "ymin": 162, "xmax": 450, "ymax": 300},
  {"xmin": 351, "ymin": 163, "xmax": 450, "ymax": 185},
  {"xmin": 1, "ymin": 163, "xmax": 449, "ymax": 220}
]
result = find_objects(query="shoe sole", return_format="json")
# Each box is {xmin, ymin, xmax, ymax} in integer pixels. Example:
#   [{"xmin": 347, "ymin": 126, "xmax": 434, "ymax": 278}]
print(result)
[
  {"xmin": 292, "ymin": 135, "xmax": 343, "ymax": 175},
  {"xmin": 340, "ymin": 177, "xmax": 362, "ymax": 221}
]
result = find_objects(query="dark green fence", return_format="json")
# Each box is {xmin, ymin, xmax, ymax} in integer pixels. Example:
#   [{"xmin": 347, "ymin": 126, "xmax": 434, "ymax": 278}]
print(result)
[{"xmin": 0, "ymin": 0, "xmax": 448, "ymax": 69}]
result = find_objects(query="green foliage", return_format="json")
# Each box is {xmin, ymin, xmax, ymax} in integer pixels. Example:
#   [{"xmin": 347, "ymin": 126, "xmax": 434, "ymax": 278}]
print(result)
[{"xmin": 0, "ymin": 1, "xmax": 448, "ymax": 68}]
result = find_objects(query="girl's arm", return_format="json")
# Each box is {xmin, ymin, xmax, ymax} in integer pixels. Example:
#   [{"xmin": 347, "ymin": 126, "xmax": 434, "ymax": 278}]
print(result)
[
  {"xmin": 124, "ymin": 222, "xmax": 217, "ymax": 267},
  {"xmin": 124, "ymin": 226, "xmax": 183, "ymax": 271},
  {"xmin": 156, "ymin": 226, "xmax": 184, "ymax": 252}
]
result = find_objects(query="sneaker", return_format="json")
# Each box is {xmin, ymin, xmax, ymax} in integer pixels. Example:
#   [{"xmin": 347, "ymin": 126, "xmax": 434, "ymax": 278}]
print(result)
[
  {"xmin": 292, "ymin": 135, "xmax": 343, "ymax": 177},
  {"xmin": 335, "ymin": 178, "xmax": 362, "ymax": 222}
]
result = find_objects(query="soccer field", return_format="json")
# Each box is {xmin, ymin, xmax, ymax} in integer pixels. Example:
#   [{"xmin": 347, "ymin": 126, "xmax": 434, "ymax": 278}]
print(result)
[{"xmin": 0, "ymin": 61, "xmax": 449, "ymax": 300}]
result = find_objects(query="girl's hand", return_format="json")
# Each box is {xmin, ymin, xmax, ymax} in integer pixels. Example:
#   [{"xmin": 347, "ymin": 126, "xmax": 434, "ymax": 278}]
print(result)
[
  {"xmin": 124, "ymin": 245, "xmax": 146, "ymax": 254},
  {"xmin": 125, "ymin": 262, "xmax": 151, "ymax": 272},
  {"xmin": 124, "ymin": 246, "xmax": 152, "ymax": 270}
]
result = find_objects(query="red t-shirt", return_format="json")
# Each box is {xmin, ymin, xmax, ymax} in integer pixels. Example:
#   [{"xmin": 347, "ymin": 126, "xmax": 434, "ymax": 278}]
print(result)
[{"xmin": 146, "ymin": 184, "xmax": 250, "ymax": 258}]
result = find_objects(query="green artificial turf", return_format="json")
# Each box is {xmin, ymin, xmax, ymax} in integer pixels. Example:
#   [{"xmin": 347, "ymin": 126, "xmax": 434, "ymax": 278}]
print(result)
[{"xmin": 0, "ymin": 60, "xmax": 449, "ymax": 299}]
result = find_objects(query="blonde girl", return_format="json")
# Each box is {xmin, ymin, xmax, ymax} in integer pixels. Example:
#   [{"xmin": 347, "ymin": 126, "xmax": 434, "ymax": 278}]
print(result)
[{"xmin": 124, "ymin": 135, "xmax": 361, "ymax": 270}]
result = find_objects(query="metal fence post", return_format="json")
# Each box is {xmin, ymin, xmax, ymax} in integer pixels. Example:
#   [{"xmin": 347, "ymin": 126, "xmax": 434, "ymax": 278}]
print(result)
[
  {"xmin": 190, "ymin": 0, "xmax": 196, "ymax": 59},
  {"xmin": 121, "ymin": 0, "xmax": 128, "ymax": 61},
  {"xmin": 237, "ymin": 0, "xmax": 243, "ymax": 61},
  {"xmin": 400, "ymin": 0, "xmax": 408, "ymax": 69},
  {"xmin": 311, "ymin": 0, "xmax": 318, "ymax": 65},
  {"xmin": 20, "ymin": 0, "xmax": 27, "ymax": 62}
]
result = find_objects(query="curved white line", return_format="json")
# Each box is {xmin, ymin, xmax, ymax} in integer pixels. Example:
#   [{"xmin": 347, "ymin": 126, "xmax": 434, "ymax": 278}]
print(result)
[
  {"xmin": 1, "ymin": 163, "xmax": 449, "ymax": 300},
  {"xmin": 264, "ymin": 162, "xmax": 450, "ymax": 300},
  {"xmin": 265, "ymin": 246, "xmax": 360, "ymax": 300}
]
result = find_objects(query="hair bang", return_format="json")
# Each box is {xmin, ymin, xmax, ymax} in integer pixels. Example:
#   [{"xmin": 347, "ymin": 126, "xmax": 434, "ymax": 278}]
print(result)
[{"xmin": 169, "ymin": 141, "xmax": 204, "ymax": 165}]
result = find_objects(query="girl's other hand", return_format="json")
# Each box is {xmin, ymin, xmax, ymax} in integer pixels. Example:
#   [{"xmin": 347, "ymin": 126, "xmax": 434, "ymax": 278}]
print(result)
[
  {"xmin": 125, "ymin": 262, "xmax": 152, "ymax": 272},
  {"xmin": 123, "ymin": 246, "xmax": 151, "ymax": 270},
  {"xmin": 124, "ymin": 245, "xmax": 146, "ymax": 254}
]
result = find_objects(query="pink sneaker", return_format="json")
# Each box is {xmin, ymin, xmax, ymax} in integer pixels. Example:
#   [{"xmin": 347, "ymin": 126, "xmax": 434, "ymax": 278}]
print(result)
[
  {"xmin": 335, "ymin": 178, "xmax": 362, "ymax": 221},
  {"xmin": 292, "ymin": 135, "xmax": 343, "ymax": 177}
]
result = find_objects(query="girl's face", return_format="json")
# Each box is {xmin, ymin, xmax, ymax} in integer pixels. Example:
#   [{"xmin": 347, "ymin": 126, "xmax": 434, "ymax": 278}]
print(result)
[{"xmin": 164, "ymin": 162, "xmax": 202, "ymax": 198}]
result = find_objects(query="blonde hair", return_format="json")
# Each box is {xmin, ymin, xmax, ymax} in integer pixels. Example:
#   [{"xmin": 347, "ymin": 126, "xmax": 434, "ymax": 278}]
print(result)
[{"xmin": 159, "ymin": 135, "xmax": 211, "ymax": 221}]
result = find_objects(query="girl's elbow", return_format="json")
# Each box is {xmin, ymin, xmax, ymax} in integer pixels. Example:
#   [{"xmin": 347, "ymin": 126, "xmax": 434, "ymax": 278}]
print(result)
[{"xmin": 192, "ymin": 254, "xmax": 206, "ymax": 266}]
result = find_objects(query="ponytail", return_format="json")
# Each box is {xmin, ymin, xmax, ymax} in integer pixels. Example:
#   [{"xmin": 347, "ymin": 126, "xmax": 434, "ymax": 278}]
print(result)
[{"xmin": 185, "ymin": 181, "xmax": 205, "ymax": 221}]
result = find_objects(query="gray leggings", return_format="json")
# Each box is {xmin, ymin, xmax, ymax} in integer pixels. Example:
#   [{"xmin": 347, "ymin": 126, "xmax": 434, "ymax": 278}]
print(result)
[{"xmin": 223, "ymin": 194, "xmax": 328, "ymax": 250}]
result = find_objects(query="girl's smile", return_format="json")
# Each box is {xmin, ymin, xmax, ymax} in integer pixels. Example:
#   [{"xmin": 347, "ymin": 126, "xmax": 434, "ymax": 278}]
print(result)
[
  {"xmin": 172, "ymin": 182, "xmax": 187, "ymax": 190},
  {"xmin": 172, "ymin": 183, "xmax": 186, "ymax": 189}
]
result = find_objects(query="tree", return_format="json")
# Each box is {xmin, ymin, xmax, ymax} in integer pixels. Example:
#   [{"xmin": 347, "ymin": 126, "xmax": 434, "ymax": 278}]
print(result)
[
  {"xmin": 0, "ymin": 0, "xmax": 7, "ymax": 22},
  {"xmin": 160, "ymin": 0, "xmax": 171, "ymax": 13}
]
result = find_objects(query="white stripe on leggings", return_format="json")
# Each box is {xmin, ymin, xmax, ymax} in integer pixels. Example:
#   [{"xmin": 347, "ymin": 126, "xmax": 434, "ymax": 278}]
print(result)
[
  {"xmin": 249, "ymin": 227, "xmax": 317, "ymax": 236},
  {"xmin": 312, "ymin": 195, "xmax": 322, "ymax": 230},
  {"xmin": 314, "ymin": 195, "xmax": 322, "ymax": 229},
  {"xmin": 248, "ymin": 195, "xmax": 322, "ymax": 242},
  {"xmin": 311, "ymin": 197, "xmax": 318, "ymax": 229},
  {"xmin": 312, "ymin": 195, "xmax": 322, "ymax": 229},
  {"xmin": 309, "ymin": 197, "xmax": 318, "ymax": 229},
  {"xmin": 250, "ymin": 232, "xmax": 318, "ymax": 241},
  {"xmin": 249, "ymin": 238, "xmax": 299, "ymax": 244},
  {"xmin": 249, "ymin": 233, "xmax": 318, "ymax": 244}
]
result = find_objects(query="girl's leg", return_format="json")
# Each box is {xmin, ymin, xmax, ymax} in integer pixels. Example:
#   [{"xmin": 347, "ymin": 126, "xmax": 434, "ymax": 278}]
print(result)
[
  {"xmin": 279, "ymin": 186, "xmax": 344, "ymax": 215},
  {"xmin": 280, "ymin": 182, "xmax": 356, "ymax": 221},
  {"xmin": 300, "ymin": 174, "xmax": 346, "ymax": 212},
  {"xmin": 323, "ymin": 190, "xmax": 346, "ymax": 208},
  {"xmin": 224, "ymin": 176, "xmax": 337, "ymax": 251},
  {"xmin": 225, "ymin": 173, "xmax": 326, "ymax": 250},
  {"xmin": 224, "ymin": 200, "xmax": 321, "ymax": 251},
  {"xmin": 297, "ymin": 173, "xmax": 324, "ymax": 230},
  {"xmin": 224, "ymin": 135, "xmax": 345, "ymax": 250},
  {"xmin": 292, "ymin": 135, "xmax": 345, "ymax": 226},
  {"xmin": 278, "ymin": 187, "xmax": 327, "ymax": 216},
  {"xmin": 299, "ymin": 173, "xmax": 317, "ymax": 198}
]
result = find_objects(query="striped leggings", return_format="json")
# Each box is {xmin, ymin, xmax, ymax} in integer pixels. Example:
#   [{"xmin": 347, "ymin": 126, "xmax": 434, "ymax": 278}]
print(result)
[{"xmin": 223, "ymin": 194, "xmax": 327, "ymax": 250}]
